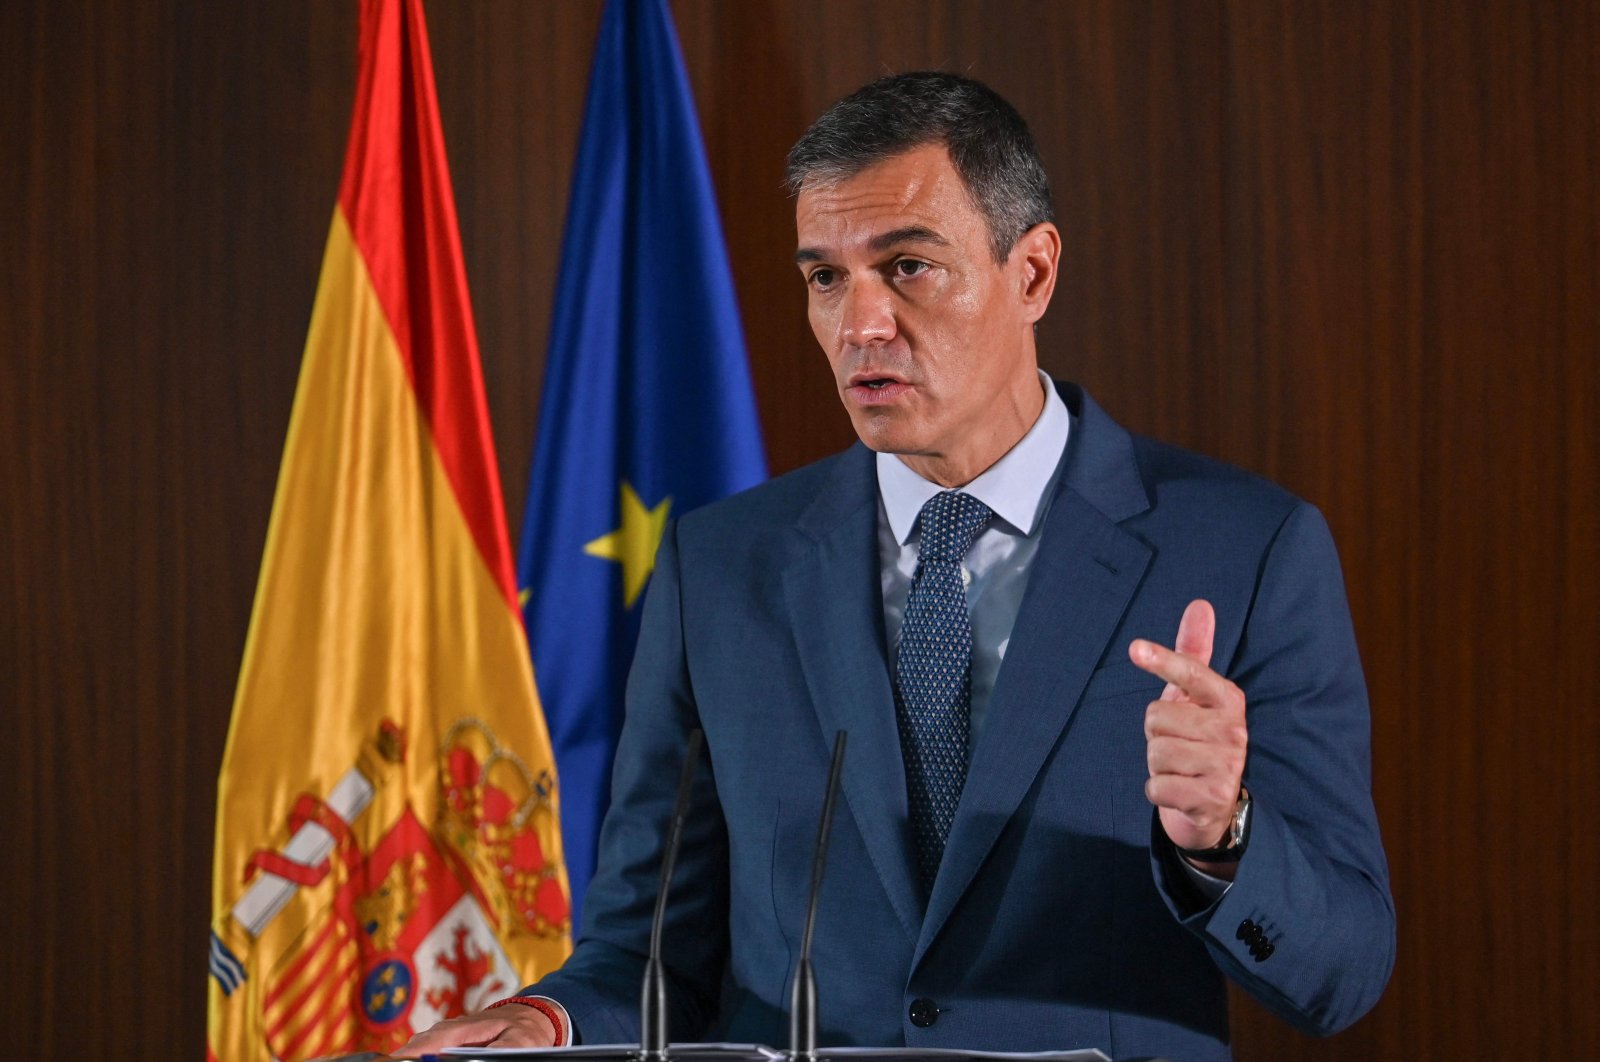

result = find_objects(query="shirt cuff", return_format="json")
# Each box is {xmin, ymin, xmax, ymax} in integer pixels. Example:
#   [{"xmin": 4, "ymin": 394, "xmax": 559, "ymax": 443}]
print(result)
[{"xmin": 1177, "ymin": 855, "xmax": 1233, "ymax": 903}]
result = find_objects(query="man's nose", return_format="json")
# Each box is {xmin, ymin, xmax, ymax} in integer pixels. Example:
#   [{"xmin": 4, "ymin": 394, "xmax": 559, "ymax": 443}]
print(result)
[{"xmin": 838, "ymin": 277, "xmax": 897, "ymax": 347}]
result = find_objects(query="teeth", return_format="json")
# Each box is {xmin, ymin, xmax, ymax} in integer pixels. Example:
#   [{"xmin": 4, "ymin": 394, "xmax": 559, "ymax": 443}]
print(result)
[{"xmin": 866, "ymin": 379, "xmax": 888, "ymax": 389}]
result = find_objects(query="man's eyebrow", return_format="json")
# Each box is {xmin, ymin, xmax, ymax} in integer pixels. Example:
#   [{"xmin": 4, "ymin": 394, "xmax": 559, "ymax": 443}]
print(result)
[
  {"xmin": 868, "ymin": 226, "xmax": 950, "ymax": 253},
  {"xmin": 794, "ymin": 226, "xmax": 951, "ymax": 266}
]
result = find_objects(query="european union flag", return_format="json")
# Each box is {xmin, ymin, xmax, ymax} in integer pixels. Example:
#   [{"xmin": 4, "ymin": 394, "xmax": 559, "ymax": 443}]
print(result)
[{"xmin": 517, "ymin": 0, "xmax": 767, "ymax": 926}]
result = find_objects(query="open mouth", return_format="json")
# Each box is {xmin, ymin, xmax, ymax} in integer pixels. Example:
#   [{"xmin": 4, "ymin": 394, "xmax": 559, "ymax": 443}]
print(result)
[
  {"xmin": 845, "ymin": 373, "xmax": 911, "ymax": 405},
  {"xmin": 847, "ymin": 370, "xmax": 907, "ymax": 388}
]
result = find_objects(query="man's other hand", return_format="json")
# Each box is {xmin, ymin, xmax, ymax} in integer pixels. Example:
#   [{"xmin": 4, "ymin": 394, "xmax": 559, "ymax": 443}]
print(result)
[
  {"xmin": 1131, "ymin": 599, "xmax": 1248, "ymax": 878},
  {"xmin": 392, "ymin": 1002, "xmax": 557, "ymax": 1058}
]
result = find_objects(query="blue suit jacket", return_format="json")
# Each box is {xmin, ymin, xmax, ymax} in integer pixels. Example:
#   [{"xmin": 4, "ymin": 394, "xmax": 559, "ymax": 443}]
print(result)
[{"xmin": 532, "ymin": 385, "xmax": 1395, "ymax": 1061}]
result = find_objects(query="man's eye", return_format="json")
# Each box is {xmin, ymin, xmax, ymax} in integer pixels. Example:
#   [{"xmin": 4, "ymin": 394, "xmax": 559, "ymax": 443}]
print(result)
[
  {"xmin": 894, "ymin": 259, "xmax": 929, "ymax": 278},
  {"xmin": 808, "ymin": 268, "xmax": 837, "ymax": 289}
]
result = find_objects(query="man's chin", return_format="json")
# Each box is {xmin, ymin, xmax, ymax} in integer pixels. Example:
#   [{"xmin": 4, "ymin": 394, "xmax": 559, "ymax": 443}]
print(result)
[{"xmin": 846, "ymin": 409, "xmax": 924, "ymax": 455}]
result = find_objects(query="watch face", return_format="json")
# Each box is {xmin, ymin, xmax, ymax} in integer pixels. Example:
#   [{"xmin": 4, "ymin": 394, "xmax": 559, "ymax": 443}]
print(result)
[{"xmin": 1231, "ymin": 794, "xmax": 1252, "ymax": 848}]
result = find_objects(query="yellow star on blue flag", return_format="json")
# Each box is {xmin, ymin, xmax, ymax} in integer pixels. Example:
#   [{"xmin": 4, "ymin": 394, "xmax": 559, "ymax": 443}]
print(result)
[{"xmin": 583, "ymin": 482, "xmax": 671, "ymax": 608}]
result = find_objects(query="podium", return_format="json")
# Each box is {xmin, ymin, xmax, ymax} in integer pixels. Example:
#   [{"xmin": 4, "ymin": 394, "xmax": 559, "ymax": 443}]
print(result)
[
  {"xmin": 316, "ymin": 1046, "xmax": 1127, "ymax": 1062},
  {"xmin": 430, "ymin": 1046, "xmax": 1113, "ymax": 1061}
]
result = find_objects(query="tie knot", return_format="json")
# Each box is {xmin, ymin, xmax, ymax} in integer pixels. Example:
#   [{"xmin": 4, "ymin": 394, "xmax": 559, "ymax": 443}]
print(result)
[{"xmin": 916, "ymin": 491, "xmax": 994, "ymax": 562}]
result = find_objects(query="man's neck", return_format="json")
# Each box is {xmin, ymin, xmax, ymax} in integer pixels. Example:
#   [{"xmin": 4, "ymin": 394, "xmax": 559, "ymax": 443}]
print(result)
[{"xmin": 896, "ymin": 373, "xmax": 1049, "ymax": 487}]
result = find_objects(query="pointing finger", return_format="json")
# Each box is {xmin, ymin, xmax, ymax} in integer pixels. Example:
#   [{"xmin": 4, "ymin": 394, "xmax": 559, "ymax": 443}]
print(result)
[{"xmin": 1129, "ymin": 638, "xmax": 1238, "ymax": 709}]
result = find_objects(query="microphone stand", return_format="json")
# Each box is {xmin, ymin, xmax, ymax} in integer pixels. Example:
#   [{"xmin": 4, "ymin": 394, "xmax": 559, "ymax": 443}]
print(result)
[
  {"xmin": 788, "ymin": 731, "xmax": 847, "ymax": 1062},
  {"xmin": 639, "ymin": 729, "xmax": 705, "ymax": 1062}
]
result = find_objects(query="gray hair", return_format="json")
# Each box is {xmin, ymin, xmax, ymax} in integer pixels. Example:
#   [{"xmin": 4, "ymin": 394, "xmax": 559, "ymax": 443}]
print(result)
[{"xmin": 785, "ymin": 71, "xmax": 1055, "ymax": 263}]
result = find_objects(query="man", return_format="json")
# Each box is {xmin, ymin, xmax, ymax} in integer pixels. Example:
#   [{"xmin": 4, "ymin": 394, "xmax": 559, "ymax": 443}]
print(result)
[{"xmin": 401, "ymin": 72, "xmax": 1394, "ymax": 1061}]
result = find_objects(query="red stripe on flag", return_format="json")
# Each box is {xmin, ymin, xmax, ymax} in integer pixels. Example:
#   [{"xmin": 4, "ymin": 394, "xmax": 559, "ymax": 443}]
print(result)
[
  {"xmin": 267, "ymin": 957, "xmax": 347, "ymax": 1045},
  {"xmin": 335, "ymin": 0, "xmax": 520, "ymax": 610},
  {"xmin": 274, "ymin": 950, "xmax": 363, "ymax": 1060},
  {"xmin": 263, "ymin": 913, "xmax": 346, "ymax": 1011},
  {"xmin": 265, "ymin": 929, "xmax": 354, "ymax": 1038}
]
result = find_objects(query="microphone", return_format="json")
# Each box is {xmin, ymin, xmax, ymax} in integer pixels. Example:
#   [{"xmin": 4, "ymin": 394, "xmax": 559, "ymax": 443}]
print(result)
[
  {"xmin": 788, "ymin": 730, "xmax": 848, "ymax": 1062},
  {"xmin": 639, "ymin": 728, "xmax": 705, "ymax": 1062}
]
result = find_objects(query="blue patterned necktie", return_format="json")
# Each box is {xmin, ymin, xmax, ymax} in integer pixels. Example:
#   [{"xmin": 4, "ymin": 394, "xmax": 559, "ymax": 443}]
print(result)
[{"xmin": 895, "ymin": 490, "xmax": 994, "ymax": 892}]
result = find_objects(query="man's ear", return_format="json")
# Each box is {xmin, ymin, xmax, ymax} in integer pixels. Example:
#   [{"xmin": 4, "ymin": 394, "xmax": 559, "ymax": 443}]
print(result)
[{"xmin": 1012, "ymin": 222, "xmax": 1061, "ymax": 325}]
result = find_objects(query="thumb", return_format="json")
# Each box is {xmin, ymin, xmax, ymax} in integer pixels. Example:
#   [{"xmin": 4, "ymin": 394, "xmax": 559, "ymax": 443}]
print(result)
[
  {"xmin": 1173, "ymin": 598, "xmax": 1216, "ymax": 667},
  {"xmin": 1157, "ymin": 599, "xmax": 1216, "ymax": 703}
]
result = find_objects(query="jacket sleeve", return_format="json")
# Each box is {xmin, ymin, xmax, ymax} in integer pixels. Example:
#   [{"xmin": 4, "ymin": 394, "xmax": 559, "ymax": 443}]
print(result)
[
  {"xmin": 523, "ymin": 520, "xmax": 730, "ymax": 1043},
  {"xmin": 1151, "ymin": 501, "xmax": 1397, "ymax": 1035}
]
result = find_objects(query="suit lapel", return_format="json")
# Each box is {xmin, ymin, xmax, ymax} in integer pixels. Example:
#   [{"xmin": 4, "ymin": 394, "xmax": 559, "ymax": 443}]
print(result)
[
  {"xmin": 783, "ymin": 445, "xmax": 925, "ymax": 942},
  {"xmin": 917, "ymin": 386, "xmax": 1155, "ymax": 960}
]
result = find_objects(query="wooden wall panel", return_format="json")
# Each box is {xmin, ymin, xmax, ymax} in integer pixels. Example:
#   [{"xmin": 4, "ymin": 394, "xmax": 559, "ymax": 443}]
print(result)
[
  {"xmin": 1215, "ymin": 4, "xmax": 1599, "ymax": 1059},
  {"xmin": 0, "ymin": 4, "xmax": 355, "ymax": 1055},
  {"xmin": 2, "ymin": 1, "xmax": 1595, "ymax": 1059}
]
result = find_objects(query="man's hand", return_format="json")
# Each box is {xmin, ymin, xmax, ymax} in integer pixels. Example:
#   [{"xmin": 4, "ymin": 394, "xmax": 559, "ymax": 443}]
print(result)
[
  {"xmin": 392, "ymin": 1002, "xmax": 557, "ymax": 1058},
  {"xmin": 1131, "ymin": 599, "xmax": 1248, "ymax": 878}
]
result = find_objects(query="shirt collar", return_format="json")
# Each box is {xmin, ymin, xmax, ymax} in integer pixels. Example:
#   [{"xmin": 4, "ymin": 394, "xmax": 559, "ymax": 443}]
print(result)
[{"xmin": 877, "ymin": 371, "xmax": 1071, "ymax": 545}]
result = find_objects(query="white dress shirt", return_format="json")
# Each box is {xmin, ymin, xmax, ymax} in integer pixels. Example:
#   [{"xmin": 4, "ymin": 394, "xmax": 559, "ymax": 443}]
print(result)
[{"xmin": 876, "ymin": 371, "xmax": 1070, "ymax": 740}]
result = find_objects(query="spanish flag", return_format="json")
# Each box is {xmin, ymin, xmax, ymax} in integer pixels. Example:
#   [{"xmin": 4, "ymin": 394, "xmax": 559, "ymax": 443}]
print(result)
[{"xmin": 207, "ymin": 2, "xmax": 569, "ymax": 1058}]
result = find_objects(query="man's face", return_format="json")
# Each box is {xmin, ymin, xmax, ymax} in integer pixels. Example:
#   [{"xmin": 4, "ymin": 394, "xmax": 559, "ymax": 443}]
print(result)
[{"xmin": 794, "ymin": 144, "xmax": 1055, "ymax": 485}]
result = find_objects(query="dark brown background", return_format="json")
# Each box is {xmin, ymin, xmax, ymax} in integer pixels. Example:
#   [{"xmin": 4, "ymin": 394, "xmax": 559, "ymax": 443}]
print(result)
[{"xmin": 3, "ymin": 1, "xmax": 1596, "ymax": 1058}]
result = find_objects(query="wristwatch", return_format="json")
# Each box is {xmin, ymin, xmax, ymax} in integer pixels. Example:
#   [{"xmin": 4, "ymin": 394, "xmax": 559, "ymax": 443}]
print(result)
[{"xmin": 1177, "ymin": 788, "xmax": 1252, "ymax": 863}]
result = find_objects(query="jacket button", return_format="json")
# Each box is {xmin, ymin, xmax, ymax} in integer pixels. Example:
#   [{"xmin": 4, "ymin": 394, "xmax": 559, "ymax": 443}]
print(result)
[
  {"xmin": 909, "ymin": 998, "xmax": 939, "ymax": 1027},
  {"xmin": 1254, "ymin": 942, "xmax": 1276, "ymax": 961},
  {"xmin": 1236, "ymin": 919, "xmax": 1257, "ymax": 941}
]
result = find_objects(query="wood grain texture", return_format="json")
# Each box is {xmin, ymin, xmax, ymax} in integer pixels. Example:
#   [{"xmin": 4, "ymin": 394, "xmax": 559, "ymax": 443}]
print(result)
[
  {"xmin": 1216, "ymin": 2, "xmax": 1600, "ymax": 1059},
  {"xmin": 1, "ymin": 1, "xmax": 1594, "ymax": 1058}
]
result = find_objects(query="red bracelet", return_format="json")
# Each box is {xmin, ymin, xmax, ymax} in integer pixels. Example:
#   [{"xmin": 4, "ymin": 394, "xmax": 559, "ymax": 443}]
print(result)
[{"xmin": 488, "ymin": 995, "xmax": 567, "ymax": 1046}]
